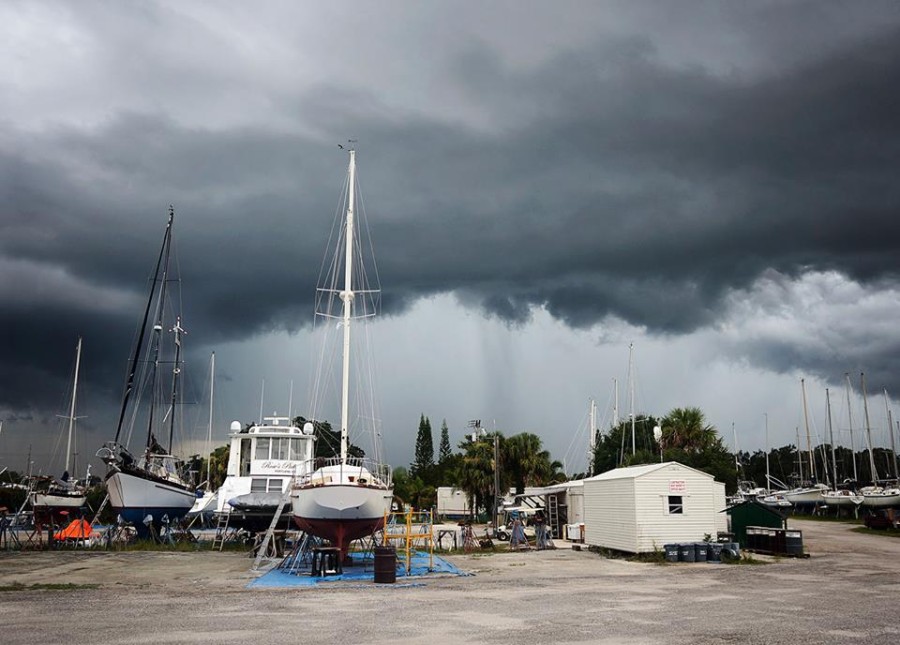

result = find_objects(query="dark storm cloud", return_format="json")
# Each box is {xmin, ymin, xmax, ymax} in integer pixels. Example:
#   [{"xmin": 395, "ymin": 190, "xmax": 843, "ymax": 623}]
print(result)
[{"xmin": 3, "ymin": 5, "xmax": 900, "ymax": 417}]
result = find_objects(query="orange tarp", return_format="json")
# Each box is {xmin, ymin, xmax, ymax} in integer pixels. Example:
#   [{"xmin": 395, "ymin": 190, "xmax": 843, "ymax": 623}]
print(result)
[{"xmin": 54, "ymin": 518, "xmax": 92, "ymax": 541}]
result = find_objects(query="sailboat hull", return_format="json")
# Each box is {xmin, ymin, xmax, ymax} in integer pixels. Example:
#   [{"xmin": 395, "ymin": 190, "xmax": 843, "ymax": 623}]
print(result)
[
  {"xmin": 30, "ymin": 492, "xmax": 87, "ymax": 509},
  {"xmin": 784, "ymin": 488, "xmax": 826, "ymax": 505},
  {"xmin": 291, "ymin": 483, "xmax": 392, "ymax": 555},
  {"xmin": 107, "ymin": 470, "xmax": 196, "ymax": 531},
  {"xmin": 822, "ymin": 492, "xmax": 864, "ymax": 507},
  {"xmin": 861, "ymin": 491, "xmax": 900, "ymax": 508}
]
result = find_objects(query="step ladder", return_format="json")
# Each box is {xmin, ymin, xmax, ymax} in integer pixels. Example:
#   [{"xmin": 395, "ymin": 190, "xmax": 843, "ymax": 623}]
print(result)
[
  {"xmin": 547, "ymin": 493, "xmax": 559, "ymax": 539},
  {"xmin": 251, "ymin": 478, "xmax": 295, "ymax": 571},
  {"xmin": 90, "ymin": 493, "xmax": 110, "ymax": 527},
  {"xmin": 212, "ymin": 511, "xmax": 231, "ymax": 551}
]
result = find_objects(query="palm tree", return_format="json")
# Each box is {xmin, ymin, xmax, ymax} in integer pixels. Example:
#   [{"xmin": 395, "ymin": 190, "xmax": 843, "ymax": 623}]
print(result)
[
  {"xmin": 458, "ymin": 435, "xmax": 498, "ymax": 518},
  {"xmin": 505, "ymin": 432, "xmax": 563, "ymax": 492},
  {"xmin": 661, "ymin": 407, "xmax": 720, "ymax": 454}
]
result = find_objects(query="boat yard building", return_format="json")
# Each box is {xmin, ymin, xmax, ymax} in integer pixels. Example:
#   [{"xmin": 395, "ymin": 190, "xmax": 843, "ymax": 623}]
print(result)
[{"xmin": 583, "ymin": 462, "xmax": 728, "ymax": 553}]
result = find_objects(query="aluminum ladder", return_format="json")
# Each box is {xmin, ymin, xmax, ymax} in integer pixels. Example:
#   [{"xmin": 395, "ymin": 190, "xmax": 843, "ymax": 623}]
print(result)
[
  {"xmin": 212, "ymin": 510, "xmax": 231, "ymax": 551},
  {"xmin": 547, "ymin": 493, "xmax": 559, "ymax": 539},
  {"xmin": 251, "ymin": 478, "xmax": 294, "ymax": 571}
]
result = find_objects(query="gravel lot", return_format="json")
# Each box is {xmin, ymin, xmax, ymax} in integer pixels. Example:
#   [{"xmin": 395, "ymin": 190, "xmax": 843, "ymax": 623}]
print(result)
[{"xmin": 1, "ymin": 518, "xmax": 898, "ymax": 645}]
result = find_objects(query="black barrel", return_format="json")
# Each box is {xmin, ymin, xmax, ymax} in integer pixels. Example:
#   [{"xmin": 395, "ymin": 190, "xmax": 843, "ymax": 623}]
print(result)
[
  {"xmin": 374, "ymin": 546, "xmax": 397, "ymax": 584},
  {"xmin": 678, "ymin": 543, "xmax": 696, "ymax": 562}
]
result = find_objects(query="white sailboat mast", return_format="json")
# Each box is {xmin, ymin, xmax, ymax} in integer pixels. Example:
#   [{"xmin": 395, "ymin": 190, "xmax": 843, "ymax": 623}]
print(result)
[
  {"xmin": 861, "ymin": 372, "xmax": 878, "ymax": 483},
  {"xmin": 206, "ymin": 352, "xmax": 215, "ymax": 487},
  {"xmin": 339, "ymin": 149, "xmax": 357, "ymax": 462},
  {"xmin": 589, "ymin": 398, "xmax": 596, "ymax": 474},
  {"xmin": 883, "ymin": 389, "xmax": 898, "ymax": 480},
  {"xmin": 613, "ymin": 378, "xmax": 618, "ymax": 428},
  {"xmin": 628, "ymin": 343, "xmax": 635, "ymax": 456},
  {"xmin": 826, "ymin": 388, "xmax": 838, "ymax": 490},
  {"xmin": 764, "ymin": 413, "xmax": 770, "ymax": 490},
  {"xmin": 801, "ymin": 378, "xmax": 814, "ymax": 481},
  {"xmin": 65, "ymin": 337, "xmax": 82, "ymax": 475},
  {"xmin": 845, "ymin": 373, "xmax": 858, "ymax": 482}
]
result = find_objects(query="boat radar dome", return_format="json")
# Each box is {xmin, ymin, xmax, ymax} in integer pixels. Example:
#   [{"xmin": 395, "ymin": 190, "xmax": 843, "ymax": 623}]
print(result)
[
  {"xmin": 303, "ymin": 422, "xmax": 315, "ymax": 435},
  {"xmin": 230, "ymin": 421, "xmax": 242, "ymax": 432}
]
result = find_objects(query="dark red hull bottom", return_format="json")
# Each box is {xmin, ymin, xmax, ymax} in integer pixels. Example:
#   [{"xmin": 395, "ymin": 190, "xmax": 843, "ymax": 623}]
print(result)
[{"xmin": 293, "ymin": 516, "xmax": 386, "ymax": 561}]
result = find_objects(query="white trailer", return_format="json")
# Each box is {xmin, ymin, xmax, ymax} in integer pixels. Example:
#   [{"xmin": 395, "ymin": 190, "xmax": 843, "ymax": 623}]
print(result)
[{"xmin": 436, "ymin": 486, "xmax": 470, "ymax": 520}]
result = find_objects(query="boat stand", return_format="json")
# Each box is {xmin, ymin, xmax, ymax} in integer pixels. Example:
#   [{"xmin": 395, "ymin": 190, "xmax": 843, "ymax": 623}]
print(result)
[{"xmin": 277, "ymin": 532, "xmax": 322, "ymax": 575}]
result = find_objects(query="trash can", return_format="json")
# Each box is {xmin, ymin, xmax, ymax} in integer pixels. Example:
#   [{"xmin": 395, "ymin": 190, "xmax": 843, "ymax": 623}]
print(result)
[
  {"xmin": 373, "ymin": 546, "xmax": 397, "ymax": 584},
  {"xmin": 784, "ymin": 530, "xmax": 803, "ymax": 556},
  {"xmin": 706, "ymin": 542, "xmax": 723, "ymax": 562},
  {"xmin": 663, "ymin": 544, "xmax": 679, "ymax": 563},
  {"xmin": 678, "ymin": 543, "xmax": 696, "ymax": 562},
  {"xmin": 693, "ymin": 542, "xmax": 708, "ymax": 562}
]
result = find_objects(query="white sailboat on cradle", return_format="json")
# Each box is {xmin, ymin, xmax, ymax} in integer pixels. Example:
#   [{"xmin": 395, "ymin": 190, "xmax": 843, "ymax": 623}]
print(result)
[
  {"xmin": 784, "ymin": 379, "xmax": 829, "ymax": 506},
  {"xmin": 29, "ymin": 337, "xmax": 89, "ymax": 520},
  {"xmin": 97, "ymin": 208, "xmax": 197, "ymax": 534},
  {"xmin": 821, "ymin": 387, "xmax": 864, "ymax": 508},
  {"xmin": 859, "ymin": 372, "xmax": 900, "ymax": 508},
  {"xmin": 290, "ymin": 146, "xmax": 393, "ymax": 560}
]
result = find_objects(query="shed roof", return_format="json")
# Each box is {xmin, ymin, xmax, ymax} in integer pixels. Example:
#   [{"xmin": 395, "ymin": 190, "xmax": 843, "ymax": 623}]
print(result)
[{"xmin": 584, "ymin": 461, "xmax": 717, "ymax": 482}]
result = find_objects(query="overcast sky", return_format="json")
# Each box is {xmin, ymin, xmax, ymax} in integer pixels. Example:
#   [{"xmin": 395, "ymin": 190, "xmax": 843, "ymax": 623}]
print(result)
[{"xmin": 2, "ymin": 1, "xmax": 900, "ymax": 478}]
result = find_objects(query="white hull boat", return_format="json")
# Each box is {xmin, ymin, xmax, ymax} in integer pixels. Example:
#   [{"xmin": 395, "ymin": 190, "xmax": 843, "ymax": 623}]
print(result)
[
  {"xmin": 30, "ymin": 338, "xmax": 89, "ymax": 521},
  {"xmin": 784, "ymin": 485, "xmax": 828, "ymax": 506},
  {"xmin": 30, "ymin": 491, "xmax": 86, "ymax": 509},
  {"xmin": 822, "ymin": 490, "xmax": 864, "ymax": 507},
  {"xmin": 290, "ymin": 147, "xmax": 393, "ymax": 558},
  {"xmin": 97, "ymin": 209, "xmax": 197, "ymax": 535},
  {"xmin": 106, "ymin": 467, "xmax": 197, "ymax": 526},
  {"xmin": 292, "ymin": 461, "xmax": 393, "ymax": 551},
  {"xmin": 210, "ymin": 417, "xmax": 315, "ymax": 533},
  {"xmin": 861, "ymin": 488, "xmax": 900, "ymax": 508},
  {"xmin": 760, "ymin": 493, "xmax": 792, "ymax": 509}
]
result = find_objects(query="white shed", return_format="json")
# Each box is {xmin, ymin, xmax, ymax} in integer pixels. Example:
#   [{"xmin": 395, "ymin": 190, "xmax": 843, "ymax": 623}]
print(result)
[{"xmin": 583, "ymin": 462, "xmax": 727, "ymax": 553}]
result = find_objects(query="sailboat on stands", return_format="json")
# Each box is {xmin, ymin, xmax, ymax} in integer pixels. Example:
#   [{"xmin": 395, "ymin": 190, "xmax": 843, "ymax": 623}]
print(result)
[
  {"xmin": 29, "ymin": 337, "xmax": 88, "ymax": 523},
  {"xmin": 97, "ymin": 208, "xmax": 197, "ymax": 534},
  {"xmin": 290, "ymin": 146, "xmax": 393, "ymax": 560},
  {"xmin": 821, "ymin": 387, "xmax": 863, "ymax": 508},
  {"xmin": 784, "ymin": 379, "xmax": 829, "ymax": 507},
  {"xmin": 859, "ymin": 373, "xmax": 900, "ymax": 508}
]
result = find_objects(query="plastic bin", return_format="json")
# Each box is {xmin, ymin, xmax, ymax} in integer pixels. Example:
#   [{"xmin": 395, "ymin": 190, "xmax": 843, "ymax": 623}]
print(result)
[
  {"xmin": 678, "ymin": 543, "xmax": 696, "ymax": 562},
  {"xmin": 664, "ymin": 544, "xmax": 679, "ymax": 563},
  {"xmin": 693, "ymin": 542, "xmax": 708, "ymax": 562},
  {"xmin": 706, "ymin": 542, "xmax": 723, "ymax": 561}
]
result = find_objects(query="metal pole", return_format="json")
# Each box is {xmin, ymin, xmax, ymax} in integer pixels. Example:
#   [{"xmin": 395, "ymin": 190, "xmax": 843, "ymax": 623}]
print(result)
[
  {"xmin": 801, "ymin": 378, "xmax": 814, "ymax": 481},
  {"xmin": 861, "ymin": 373, "xmax": 878, "ymax": 484},
  {"xmin": 65, "ymin": 337, "xmax": 82, "ymax": 474},
  {"xmin": 827, "ymin": 388, "xmax": 838, "ymax": 489}
]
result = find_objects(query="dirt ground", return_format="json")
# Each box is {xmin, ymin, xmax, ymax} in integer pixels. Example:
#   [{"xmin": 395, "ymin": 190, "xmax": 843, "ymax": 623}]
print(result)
[{"xmin": 1, "ymin": 519, "xmax": 899, "ymax": 645}]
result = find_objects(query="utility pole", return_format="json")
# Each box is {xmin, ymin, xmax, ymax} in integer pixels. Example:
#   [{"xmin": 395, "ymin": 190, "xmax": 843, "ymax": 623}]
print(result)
[{"xmin": 493, "ymin": 433, "xmax": 500, "ymax": 528}]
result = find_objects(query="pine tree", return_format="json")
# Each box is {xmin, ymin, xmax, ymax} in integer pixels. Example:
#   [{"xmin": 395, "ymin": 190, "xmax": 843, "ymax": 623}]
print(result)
[
  {"xmin": 439, "ymin": 419, "xmax": 452, "ymax": 463},
  {"xmin": 412, "ymin": 414, "xmax": 434, "ymax": 478}
]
